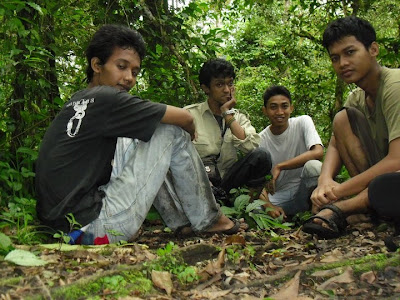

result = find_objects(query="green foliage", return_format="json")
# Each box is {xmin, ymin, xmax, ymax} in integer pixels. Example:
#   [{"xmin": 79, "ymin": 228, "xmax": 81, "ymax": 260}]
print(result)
[
  {"xmin": 145, "ymin": 241, "xmax": 200, "ymax": 285},
  {"xmin": 221, "ymin": 188, "xmax": 293, "ymax": 231},
  {"xmin": 0, "ymin": 0, "xmax": 399, "ymax": 247},
  {"xmin": 52, "ymin": 213, "xmax": 82, "ymax": 247},
  {"xmin": 0, "ymin": 232, "xmax": 14, "ymax": 256},
  {"xmin": 53, "ymin": 270, "xmax": 153, "ymax": 299}
]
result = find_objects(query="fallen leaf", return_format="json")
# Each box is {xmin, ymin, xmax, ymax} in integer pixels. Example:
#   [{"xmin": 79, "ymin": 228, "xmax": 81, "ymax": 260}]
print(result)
[
  {"xmin": 225, "ymin": 235, "xmax": 246, "ymax": 245},
  {"xmin": 191, "ymin": 286, "xmax": 231, "ymax": 299},
  {"xmin": 268, "ymin": 270, "xmax": 301, "ymax": 300},
  {"xmin": 317, "ymin": 267, "xmax": 354, "ymax": 291},
  {"xmin": 198, "ymin": 248, "xmax": 226, "ymax": 280},
  {"xmin": 151, "ymin": 270, "xmax": 173, "ymax": 296},
  {"xmin": 5, "ymin": 250, "xmax": 47, "ymax": 266},
  {"xmin": 360, "ymin": 271, "xmax": 376, "ymax": 284},
  {"xmin": 234, "ymin": 271, "xmax": 250, "ymax": 284},
  {"xmin": 320, "ymin": 248, "xmax": 343, "ymax": 263}
]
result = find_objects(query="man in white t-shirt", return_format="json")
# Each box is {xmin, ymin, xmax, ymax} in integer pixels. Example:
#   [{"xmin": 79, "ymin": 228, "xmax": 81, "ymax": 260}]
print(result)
[{"xmin": 258, "ymin": 85, "xmax": 324, "ymax": 217}]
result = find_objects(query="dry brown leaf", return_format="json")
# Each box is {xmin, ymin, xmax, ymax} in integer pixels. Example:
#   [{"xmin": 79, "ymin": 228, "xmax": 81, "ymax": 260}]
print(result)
[
  {"xmin": 320, "ymin": 248, "xmax": 343, "ymax": 263},
  {"xmin": 191, "ymin": 287, "xmax": 231, "ymax": 300},
  {"xmin": 198, "ymin": 248, "xmax": 226, "ymax": 280},
  {"xmin": 392, "ymin": 282, "xmax": 400, "ymax": 292},
  {"xmin": 234, "ymin": 271, "xmax": 250, "ymax": 284},
  {"xmin": 151, "ymin": 270, "xmax": 173, "ymax": 296},
  {"xmin": 360, "ymin": 271, "xmax": 376, "ymax": 284},
  {"xmin": 225, "ymin": 234, "xmax": 246, "ymax": 245},
  {"xmin": 268, "ymin": 270, "xmax": 301, "ymax": 300},
  {"xmin": 317, "ymin": 267, "xmax": 354, "ymax": 291}
]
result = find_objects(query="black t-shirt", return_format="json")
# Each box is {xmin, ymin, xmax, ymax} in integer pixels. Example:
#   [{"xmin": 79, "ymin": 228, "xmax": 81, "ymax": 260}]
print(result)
[{"xmin": 35, "ymin": 86, "xmax": 167, "ymax": 231}]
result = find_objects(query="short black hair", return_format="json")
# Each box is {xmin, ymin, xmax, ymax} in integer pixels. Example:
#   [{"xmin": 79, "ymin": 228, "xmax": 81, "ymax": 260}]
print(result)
[
  {"xmin": 199, "ymin": 58, "xmax": 236, "ymax": 87},
  {"xmin": 322, "ymin": 16, "xmax": 376, "ymax": 51},
  {"xmin": 85, "ymin": 24, "xmax": 146, "ymax": 83},
  {"xmin": 263, "ymin": 85, "xmax": 292, "ymax": 107}
]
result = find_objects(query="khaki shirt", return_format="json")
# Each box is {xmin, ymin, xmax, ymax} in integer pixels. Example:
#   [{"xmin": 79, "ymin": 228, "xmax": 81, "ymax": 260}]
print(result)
[
  {"xmin": 185, "ymin": 100, "xmax": 260, "ymax": 177},
  {"xmin": 344, "ymin": 67, "xmax": 400, "ymax": 157}
]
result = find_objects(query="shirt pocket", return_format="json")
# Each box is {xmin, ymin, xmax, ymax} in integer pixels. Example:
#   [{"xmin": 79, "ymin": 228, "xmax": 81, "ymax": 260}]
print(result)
[{"xmin": 192, "ymin": 139, "xmax": 211, "ymax": 156}]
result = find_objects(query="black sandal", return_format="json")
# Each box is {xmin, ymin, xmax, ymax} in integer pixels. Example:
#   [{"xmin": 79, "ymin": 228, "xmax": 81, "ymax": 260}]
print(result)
[{"xmin": 302, "ymin": 204, "xmax": 348, "ymax": 239}]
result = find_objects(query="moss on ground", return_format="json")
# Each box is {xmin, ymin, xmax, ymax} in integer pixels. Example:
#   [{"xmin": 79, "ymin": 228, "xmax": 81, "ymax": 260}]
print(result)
[{"xmin": 50, "ymin": 269, "xmax": 153, "ymax": 299}]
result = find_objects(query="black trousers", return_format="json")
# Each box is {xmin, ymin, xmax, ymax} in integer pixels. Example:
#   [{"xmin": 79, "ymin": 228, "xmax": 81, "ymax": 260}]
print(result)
[
  {"xmin": 220, "ymin": 147, "xmax": 272, "ymax": 194},
  {"xmin": 369, "ymin": 172, "xmax": 400, "ymax": 218}
]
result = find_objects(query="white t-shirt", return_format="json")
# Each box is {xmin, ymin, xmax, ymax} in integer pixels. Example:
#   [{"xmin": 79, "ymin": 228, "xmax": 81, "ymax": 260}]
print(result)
[{"xmin": 259, "ymin": 115, "xmax": 322, "ymax": 204}]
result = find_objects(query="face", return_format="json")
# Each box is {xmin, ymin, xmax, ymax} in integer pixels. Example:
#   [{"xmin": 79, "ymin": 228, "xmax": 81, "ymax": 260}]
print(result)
[
  {"xmin": 91, "ymin": 47, "xmax": 141, "ymax": 92},
  {"xmin": 262, "ymin": 95, "xmax": 293, "ymax": 128},
  {"xmin": 202, "ymin": 77, "xmax": 234, "ymax": 106},
  {"xmin": 328, "ymin": 35, "xmax": 378, "ymax": 85}
]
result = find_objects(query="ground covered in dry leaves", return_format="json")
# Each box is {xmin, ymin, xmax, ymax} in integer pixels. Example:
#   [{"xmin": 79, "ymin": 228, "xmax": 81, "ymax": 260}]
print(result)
[{"xmin": 0, "ymin": 216, "xmax": 399, "ymax": 299}]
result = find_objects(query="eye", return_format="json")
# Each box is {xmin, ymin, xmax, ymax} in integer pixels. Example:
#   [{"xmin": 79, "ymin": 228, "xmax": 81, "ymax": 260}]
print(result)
[
  {"xmin": 228, "ymin": 82, "xmax": 234, "ymax": 87},
  {"xmin": 346, "ymin": 49, "xmax": 355, "ymax": 55},
  {"xmin": 330, "ymin": 56, "xmax": 339, "ymax": 63},
  {"xmin": 118, "ymin": 64, "xmax": 126, "ymax": 69}
]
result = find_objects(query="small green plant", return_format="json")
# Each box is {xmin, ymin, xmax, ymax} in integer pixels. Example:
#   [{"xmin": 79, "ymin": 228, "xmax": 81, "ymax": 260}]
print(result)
[
  {"xmin": 145, "ymin": 242, "xmax": 200, "ymax": 285},
  {"xmin": 0, "ymin": 232, "xmax": 14, "ymax": 256},
  {"xmin": 53, "ymin": 213, "xmax": 82, "ymax": 247},
  {"xmin": 221, "ymin": 188, "xmax": 293, "ymax": 230},
  {"xmin": 226, "ymin": 246, "xmax": 242, "ymax": 264}
]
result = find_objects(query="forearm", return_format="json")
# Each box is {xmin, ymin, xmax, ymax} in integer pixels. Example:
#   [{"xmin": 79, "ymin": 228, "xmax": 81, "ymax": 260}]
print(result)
[
  {"xmin": 277, "ymin": 145, "xmax": 323, "ymax": 171},
  {"xmin": 224, "ymin": 114, "xmax": 246, "ymax": 140},
  {"xmin": 161, "ymin": 105, "xmax": 195, "ymax": 138}
]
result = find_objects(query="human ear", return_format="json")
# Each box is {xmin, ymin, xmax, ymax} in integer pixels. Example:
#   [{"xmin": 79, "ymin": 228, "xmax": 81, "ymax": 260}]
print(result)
[
  {"xmin": 261, "ymin": 106, "xmax": 268, "ymax": 115},
  {"xmin": 91, "ymin": 57, "xmax": 102, "ymax": 74},
  {"xmin": 369, "ymin": 42, "xmax": 379, "ymax": 57},
  {"xmin": 201, "ymin": 84, "xmax": 210, "ymax": 95}
]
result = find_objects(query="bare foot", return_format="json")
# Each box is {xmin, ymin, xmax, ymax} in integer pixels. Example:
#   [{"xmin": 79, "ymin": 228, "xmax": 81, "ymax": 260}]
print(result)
[
  {"xmin": 312, "ymin": 208, "xmax": 334, "ymax": 228},
  {"xmin": 206, "ymin": 215, "xmax": 248, "ymax": 233}
]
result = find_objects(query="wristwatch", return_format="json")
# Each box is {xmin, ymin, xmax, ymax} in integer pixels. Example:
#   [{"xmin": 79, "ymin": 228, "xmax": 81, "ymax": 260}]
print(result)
[{"xmin": 221, "ymin": 109, "xmax": 235, "ymax": 118}]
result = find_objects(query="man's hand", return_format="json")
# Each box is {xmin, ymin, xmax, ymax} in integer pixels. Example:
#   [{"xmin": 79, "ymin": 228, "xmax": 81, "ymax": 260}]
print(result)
[
  {"xmin": 259, "ymin": 188, "xmax": 286, "ymax": 218},
  {"xmin": 220, "ymin": 86, "xmax": 237, "ymax": 112},
  {"xmin": 310, "ymin": 178, "xmax": 340, "ymax": 212},
  {"xmin": 263, "ymin": 202, "xmax": 286, "ymax": 219}
]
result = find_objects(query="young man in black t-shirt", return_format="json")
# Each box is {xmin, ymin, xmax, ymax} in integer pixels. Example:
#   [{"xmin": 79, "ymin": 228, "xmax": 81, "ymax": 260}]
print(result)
[{"xmin": 35, "ymin": 25, "xmax": 245, "ymax": 244}]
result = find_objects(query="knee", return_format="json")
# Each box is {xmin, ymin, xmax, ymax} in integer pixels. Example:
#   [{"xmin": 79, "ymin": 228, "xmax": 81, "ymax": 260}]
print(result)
[
  {"xmin": 302, "ymin": 160, "xmax": 322, "ymax": 178},
  {"xmin": 154, "ymin": 123, "xmax": 189, "ymax": 140},
  {"xmin": 369, "ymin": 173, "xmax": 398, "ymax": 217},
  {"xmin": 250, "ymin": 148, "xmax": 272, "ymax": 171},
  {"xmin": 332, "ymin": 109, "xmax": 350, "ymax": 134}
]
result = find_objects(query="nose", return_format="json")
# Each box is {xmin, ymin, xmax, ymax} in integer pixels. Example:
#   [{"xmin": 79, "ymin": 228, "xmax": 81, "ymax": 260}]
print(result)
[
  {"xmin": 124, "ymin": 70, "xmax": 135, "ymax": 86},
  {"xmin": 339, "ymin": 56, "xmax": 349, "ymax": 68}
]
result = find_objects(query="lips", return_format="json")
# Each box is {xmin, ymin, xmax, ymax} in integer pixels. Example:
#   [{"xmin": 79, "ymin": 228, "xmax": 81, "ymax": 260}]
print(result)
[{"xmin": 341, "ymin": 69, "xmax": 353, "ymax": 78}]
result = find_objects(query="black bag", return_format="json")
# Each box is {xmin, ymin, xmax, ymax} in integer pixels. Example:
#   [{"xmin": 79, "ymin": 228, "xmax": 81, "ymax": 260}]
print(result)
[{"xmin": 201, "ymin": 155, "xmax": 221, "ymax": 186}]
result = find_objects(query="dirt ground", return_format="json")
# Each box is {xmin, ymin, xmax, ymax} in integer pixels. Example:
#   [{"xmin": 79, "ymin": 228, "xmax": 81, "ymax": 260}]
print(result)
[{"xmin": 0, "ymin": 216, "xmax": 399, "ymax": 300}]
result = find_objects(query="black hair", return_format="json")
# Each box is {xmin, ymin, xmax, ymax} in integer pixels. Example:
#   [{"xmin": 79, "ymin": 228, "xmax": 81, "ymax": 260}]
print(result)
[
  {"xmin": 263, "ymin": 85, "xmax": 292, "ymax": 107},
  {"xmin": 199, "ymin": 58, "xmax": 236, "ymax": 87},
  {"xmin": 85, "ymin": 24, "xmax": 146, "ymax": 83},
  {"xmin": 322, "ymin": 16, "xmax": 376, "ymax": 51}
]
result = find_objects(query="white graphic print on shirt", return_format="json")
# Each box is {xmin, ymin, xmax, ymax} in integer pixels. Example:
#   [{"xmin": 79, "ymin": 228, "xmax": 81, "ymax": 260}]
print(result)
[{"xmin": 66, "ymin": 98, "xmax": 94, "ymax": 137}]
